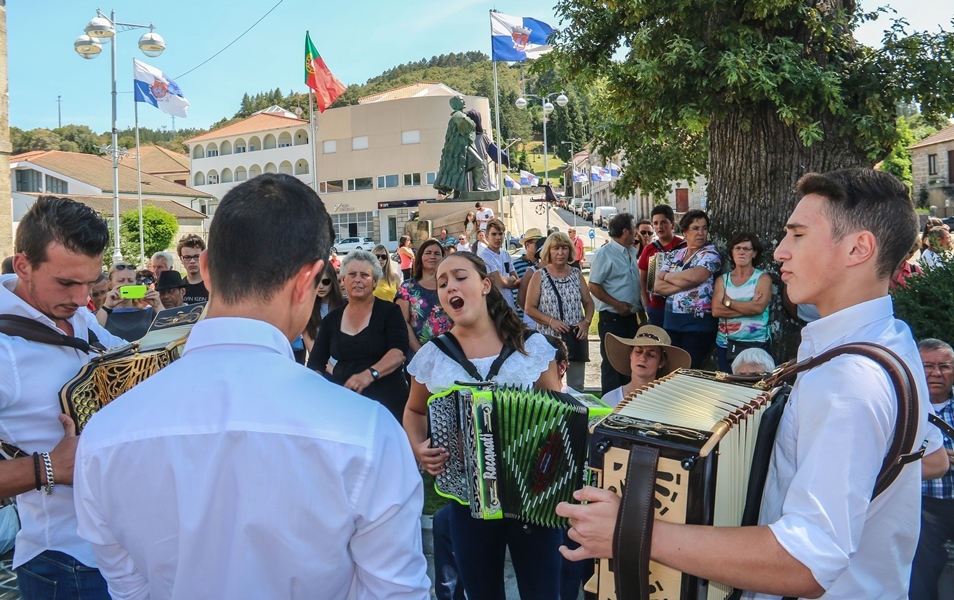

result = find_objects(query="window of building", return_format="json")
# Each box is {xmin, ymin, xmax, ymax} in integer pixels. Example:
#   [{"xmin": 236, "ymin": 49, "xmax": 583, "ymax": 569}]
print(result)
[
  {"xmin": 207, "ymin": 150, "xmax": 218, "ymax": 157},
  {"xmin": 377, "ymin": 174, "xmax": 399, "ymax": 189},
  {"xmin": 248, "ymin": 145, "xmax": 256, "ymax": 152},
  {"xmin": 347, "ymin": 177, "xmax": 373, "ymax": 191},
  {"xmin": 404, "ymin": 173, "xmax": 422, "ymax": 187},
  {"xmin": 15, "ymin": 169, "xmax": 41, "ymax": 192},
  {"xmin": 44, "ymin": 174, "xmax": 68, "ymax": 194},
  {"xmin": 928, "ymin": 154, "xmax": 938, "ymax": 176},
  {"xmin": 323, "ymin": 140, "xmax": 337, "ymax": 154},
  {"xmin": 207, "ymin": 174, "xmax": 219, "ymax": 185},
  {"xmin": 279, "ymin": 143, "xmax": 292, "ymax": 148},
  {"xmin": 331, "ymin": 212, "xmax": 375, "ymax": 241},
  {"xmin": 320, "ymin": 180, "xmax": 344, "ymax": 194},
  {"xmin": 426, "ymin": 172, "xmax": 437, "ymax": 185},
  {"xmin": 352, "ymin": 136, "xmax": 369, "ymax": 151},
  {"xmin": 401, "ymin": 130, "xmax": 420, "ymax": 145},
  {"xmin": 235, "ymin": 146, "xmax": 246, "ymax": 153}
]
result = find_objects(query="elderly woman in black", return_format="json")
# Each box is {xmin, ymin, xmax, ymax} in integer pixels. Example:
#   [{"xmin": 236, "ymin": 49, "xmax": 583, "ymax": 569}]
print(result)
[{"xmin": 307, "ymin": 249, "xmax": 409, "ymax": 423}]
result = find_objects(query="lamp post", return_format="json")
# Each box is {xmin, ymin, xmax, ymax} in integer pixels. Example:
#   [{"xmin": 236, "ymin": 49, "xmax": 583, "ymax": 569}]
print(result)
[
  {"xmin": 516, "ymin": 92, "xmax": 568, "ymax": 231},
  {"xmin": 75, "ymin": 9, "xmax": 165, "ymax": 264}
]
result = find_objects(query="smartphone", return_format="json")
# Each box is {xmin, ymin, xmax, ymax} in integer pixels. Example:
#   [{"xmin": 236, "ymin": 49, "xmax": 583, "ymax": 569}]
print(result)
[{"xmin": 119, "ymin": 285, "xmax": 148, "ymax": 300}]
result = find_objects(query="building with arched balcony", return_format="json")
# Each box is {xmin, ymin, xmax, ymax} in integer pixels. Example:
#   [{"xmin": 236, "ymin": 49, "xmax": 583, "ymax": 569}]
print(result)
[{"xmin": 184, "ymin": 88, "xmax": 491, "ymax": 249}]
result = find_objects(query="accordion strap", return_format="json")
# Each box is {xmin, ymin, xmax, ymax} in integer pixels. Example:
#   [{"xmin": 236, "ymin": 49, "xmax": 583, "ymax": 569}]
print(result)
[
  {"xmin": 614, "ymin": 445, "xmax": 659, "ymax": 600},
  {"xmin": 431, "ymin": 331, "xmax": 518, "ymax": 382},
  {"xmin": 0, "ymin": 313, "xmax": 101, "ymax": 354}
]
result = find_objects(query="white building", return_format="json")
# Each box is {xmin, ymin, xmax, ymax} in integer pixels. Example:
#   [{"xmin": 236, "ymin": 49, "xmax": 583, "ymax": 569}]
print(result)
[{"xmin": 183, "ymin": 85, "xmax": 491, "ymax": 249}]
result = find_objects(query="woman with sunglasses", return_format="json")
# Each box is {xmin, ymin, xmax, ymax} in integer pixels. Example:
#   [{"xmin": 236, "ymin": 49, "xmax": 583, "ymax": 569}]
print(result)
[
  {"xmin": 371, "ymin": 244, "xmax": 403, "ymax": 302},
  {"xmin": 302, "ymin": 262, "xmax": 345, "ymax": 354},
  {"xmin": 395, "ymin": 238, "xmax": 451, "ymax": 353},
  {"xmin": 404, "ymin": 252, "xmax": 563, "ymax": 599},
  {"xmin": 96, "ymin": 261, "xmax": 165, "ymax": 341}
]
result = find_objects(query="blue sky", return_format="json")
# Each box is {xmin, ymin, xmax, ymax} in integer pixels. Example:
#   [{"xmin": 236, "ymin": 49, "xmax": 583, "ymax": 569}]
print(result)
[{"xmin": 7, "ymin": 1, "xmax": 952, "ymax": 135}]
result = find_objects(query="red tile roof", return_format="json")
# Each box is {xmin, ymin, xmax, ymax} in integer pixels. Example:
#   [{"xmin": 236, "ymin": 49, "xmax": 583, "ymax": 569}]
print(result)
[
  {"xmin": 119, "ymin": 145, "xmax": 190, "ymax": 175},
  {"xmin": 909, "ymin": 123, "xmax": 954, "ymax": 150},
  {"xmin": 183, "ymin": 112, "xmax": 308, "ymax": 144}
]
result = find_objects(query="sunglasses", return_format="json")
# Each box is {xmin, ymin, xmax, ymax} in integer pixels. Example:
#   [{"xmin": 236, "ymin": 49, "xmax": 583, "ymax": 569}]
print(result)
[
  {"xmin": 319, "ymin": 278, "xmax": 332, "ymax": 286},
  {"xmin": 375, "ymin": 254, "xmax": 388, "ymax": 260},
  {"xmin": 114, "ymin": 264, "xmax": 135, "ymax": 271}
]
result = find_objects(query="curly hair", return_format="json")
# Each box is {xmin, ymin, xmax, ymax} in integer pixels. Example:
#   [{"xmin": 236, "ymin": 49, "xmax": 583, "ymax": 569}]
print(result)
[{"xmin": 438, "ymin": 252, "xmax": 528, "ymax": 354}]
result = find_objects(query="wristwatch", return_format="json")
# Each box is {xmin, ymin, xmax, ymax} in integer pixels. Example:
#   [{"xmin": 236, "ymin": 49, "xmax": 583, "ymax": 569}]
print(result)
[
  {"xmin": 369, "ymin": 367, "xmax": 380, "ymax": 381},
  {"xmin": 724, "ymin": 298, "xmax": 732, "ymax": 308}
]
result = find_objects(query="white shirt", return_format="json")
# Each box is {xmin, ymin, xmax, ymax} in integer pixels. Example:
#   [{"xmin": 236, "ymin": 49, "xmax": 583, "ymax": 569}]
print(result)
[
  {"xmin": 480, "ymin": 247, "xmax": 516, "ymax": 309},
  {"xmin": 601, "ymin": 386, "xmax": 625, "ymax": 408},
  {"xmin": 746, "ymin": 296, "xmax": 942, "ymax": 600},
  {"xmin": 73, "ymin": 317, "xmax": 430, "ymax": 600},
  {"xmin": 456, "ymin": 242, "xmax": 471, "ymax": 253},
  {"xmin": 0, "ymin": 274, "xmax": 126, "ymax": 569},
  {"xmin": 476, "ymin": 208, "xmax": 494, "ymax": 230}
]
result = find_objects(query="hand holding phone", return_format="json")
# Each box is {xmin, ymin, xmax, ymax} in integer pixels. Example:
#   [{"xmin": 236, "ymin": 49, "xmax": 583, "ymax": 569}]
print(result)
[{"xmin": 119, "ymin": 285, "xmax": 148, "ymax": 300}]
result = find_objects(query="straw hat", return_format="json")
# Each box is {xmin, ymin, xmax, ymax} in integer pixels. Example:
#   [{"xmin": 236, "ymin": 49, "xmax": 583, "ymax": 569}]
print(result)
[
  {"xmin": 519, "ymin": 228, "xmax": 546, "ymax": 245},
  {"xmin": 605, "ymin": 325, "xmax": 691, "ymax": 378}
]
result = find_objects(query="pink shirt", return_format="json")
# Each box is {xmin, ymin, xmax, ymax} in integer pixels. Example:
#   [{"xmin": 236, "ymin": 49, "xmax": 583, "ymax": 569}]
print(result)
[{"xmin": 572, "ymin": 235, "xmax": 585, "ymax": 261}]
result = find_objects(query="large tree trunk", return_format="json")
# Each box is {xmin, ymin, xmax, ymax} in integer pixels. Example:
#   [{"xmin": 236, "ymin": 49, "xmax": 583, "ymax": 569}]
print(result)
[{"xmin": 706, "ymin": 103, "xmax": 871, "ymax": 363}]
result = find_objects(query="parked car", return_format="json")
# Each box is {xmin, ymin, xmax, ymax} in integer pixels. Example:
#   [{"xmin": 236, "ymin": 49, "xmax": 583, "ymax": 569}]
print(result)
[
  {"xmin": 594, "ymin": 206, "xmax": 618, "ymax": 228},
  {"xmin": 583, "ymin": 207, "xmax": 594, "ymax": 221},
  {"xmin": 331, "ymin": 237, "xmax": 375, "ymax": 254},
  {"xmin": 578, "ymin": 201, "xmax": 594, "ymax": 218}
]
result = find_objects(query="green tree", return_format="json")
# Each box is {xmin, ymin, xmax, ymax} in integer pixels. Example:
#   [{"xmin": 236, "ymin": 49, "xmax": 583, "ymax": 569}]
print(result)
[
  {"xmin": 548, "ymin": 1, "xmax": 954, "ymax": 238},
  {"xmin": 892, "ymin": 259, "xmax": 954, "ymax": 343},
  {"xmin": 119, "ymin": 205, "xmax": 179, "ymax": 263}
]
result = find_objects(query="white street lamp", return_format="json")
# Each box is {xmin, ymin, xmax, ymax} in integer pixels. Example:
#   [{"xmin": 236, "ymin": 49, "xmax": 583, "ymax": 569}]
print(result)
[
  {"xmin": 516, "ymin": 91, "xmax": 570, "ymax": 231},
  {"xmin": 75, "ymin": 9, "xmax": 165, "ymax": 264}
]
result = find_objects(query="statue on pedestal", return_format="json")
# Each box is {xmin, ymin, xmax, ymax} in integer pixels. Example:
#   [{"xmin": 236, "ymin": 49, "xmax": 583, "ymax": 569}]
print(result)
[{"xmin": 433, "ymin": 96, "xmax": 487, "ymax": 199}]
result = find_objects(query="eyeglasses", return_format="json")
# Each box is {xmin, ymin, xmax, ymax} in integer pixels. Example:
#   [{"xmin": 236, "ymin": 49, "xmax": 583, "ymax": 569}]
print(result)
[
  {"xmin": 180, "ymin": 254, "xmax": 201, "ymax": 263},
  {"xmin": 319, "ymin": 278, "xmax": 332, "ymax": 286},
  {"xmin": 137, "ymin": 278, "xmax": 154, "ymax": 285},
  {"xmin": 636, "ymin": 332, "xmax": 660, "ymax": 342},
  {"xmin": 923, "ymin": 363, "xmax": 954, "ymax": 374},
  {"xmin": 375, "ymin": 254, "xmax": 388, "ymax": 261},
  {"xmin": 114, "ymin": 264, "xmax": 135, "ymax": 271},
  {"xmin": 733, "ymin": 246, "xmax": 755, "ymax": 253}
]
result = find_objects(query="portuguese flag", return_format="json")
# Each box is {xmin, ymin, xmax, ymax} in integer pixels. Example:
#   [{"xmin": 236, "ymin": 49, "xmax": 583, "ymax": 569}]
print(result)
[{"xmin": 305, "ymin": 32, "xmax": 346, "ymax": 113}]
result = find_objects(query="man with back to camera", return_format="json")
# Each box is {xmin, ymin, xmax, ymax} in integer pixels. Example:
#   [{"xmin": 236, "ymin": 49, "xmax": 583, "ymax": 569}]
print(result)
[
  {"xmin": 72, "ymin": 173, "xmax": 430, "ymax": 599},
  {"xmin": 559, "ymin": 169, "xmax": 949, "ymax": 599},
  {"xmin": 176, "ymin": 234, "xmax": 208, "ymax": 304},
  {"xmin": 0, "ymin": 196, "xmax": 126, "ymax": 599}
]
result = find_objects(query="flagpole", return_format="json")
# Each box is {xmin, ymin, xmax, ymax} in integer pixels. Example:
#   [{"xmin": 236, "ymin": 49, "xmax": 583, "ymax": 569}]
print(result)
[
  {"xmin": 134, "ymin": 83, "xmax": 145, "ymax": 266},
  {"xmin": 490, "ymin": 10, "xmax": 507, "ymax": 230},
  {"xmin": 309, "ymin": 88, "xmax": 318, "ymax": 193}
]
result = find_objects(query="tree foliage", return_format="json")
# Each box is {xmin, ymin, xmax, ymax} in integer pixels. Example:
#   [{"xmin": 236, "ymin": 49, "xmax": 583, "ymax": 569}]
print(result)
[
  {"xmin": 878, "ymin": 111, "xmax": 940, "ymax": 197},
  {"xmin": 118, "ymin": 205, "xmax": 179, "ymax": 264},
  {"xmin": 892, "ymin": 258, "xmax": 954, "ymax": 344},
  {"xmin": 546, "ymin": 1, "xmax": 954, "ymax": 200}
]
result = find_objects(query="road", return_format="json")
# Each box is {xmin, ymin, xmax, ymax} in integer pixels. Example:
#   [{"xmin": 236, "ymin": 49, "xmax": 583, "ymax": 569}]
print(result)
[{"xmin": 506, "ymin": 193, "xmax": 611, "ymax": 249}]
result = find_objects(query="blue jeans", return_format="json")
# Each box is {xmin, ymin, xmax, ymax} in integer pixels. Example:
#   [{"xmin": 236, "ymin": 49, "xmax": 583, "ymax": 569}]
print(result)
[
  {"xmin": 433, "ymin": 505, "xmax": 465, "ymax": 600},
  {"xmin": 17, "ymin": 550, "xmax": 110, "ymax": 600},
  {"xmin": 448, "ymin": 503, "xmax": 563, "ymax": 600},
  {"xmin": 646, "ymin": 306, "xmax": 666, "ymax": 328}
]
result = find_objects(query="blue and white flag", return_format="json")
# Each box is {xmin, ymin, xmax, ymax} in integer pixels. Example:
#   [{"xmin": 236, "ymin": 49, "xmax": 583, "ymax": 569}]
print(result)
[
  {"xmin": 520, "ymin": 170, "xmax": 540, "ymax": 186},
  {"xmin": 609, "ymin": 162, "xmax": 621, "ymax": 178},
  {"xmin": 572, "ymin": 171, "xmax": 586, "ymax": 183},
  {"xmin": 505, "ymin": 175, "xmax": 521, "ymax": 190},
  {"xmin": 133, "ymin": 59, "xmax": 189, "ymax": 118},
  {"xmin": 491, "ymin": 13, "xmax": 554, "ymax": 62},
  {"xmin": 590, "ymin": 166, "xmax": 611, "ymax": 182}
]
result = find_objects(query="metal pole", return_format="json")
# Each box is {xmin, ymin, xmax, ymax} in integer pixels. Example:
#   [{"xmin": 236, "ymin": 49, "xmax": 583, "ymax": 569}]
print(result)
[
  {"xmin": 542, "ymin": 99, "xmax": 549, "ymax": 232},
  {"xmin": 134, "ymin": 87, "xmax": 145, "ymax": 266},
  {"xmin": 308, "ymin": 88, "xmax": 318, "ymax": 192},
  {"xmin": 109, "ymin": 9, "xmax": 122, "ymax": 263},
  {"xmin": 57, "ymin": 96, "xmax": 62, "ymax": 128}
]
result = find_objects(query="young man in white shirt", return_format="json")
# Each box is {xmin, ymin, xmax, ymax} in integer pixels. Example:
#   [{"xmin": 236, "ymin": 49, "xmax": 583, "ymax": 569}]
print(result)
[
  {"xmin": 475, "ymin": 201, "xmax": 494, "ymax": 231},
  {"xmin": 73, "ymin": 173, "xmax": 430, "ymax": 599},
  {"xmin": 0, "ymin": 196, "xmax": 125, "ymax": 600},
  {"xmin": 558, "ymin": 168, "xmax": 949, "ymax": 599},
  {"xmin": 479, "ymin": 218, "xmax": 519, "ymax": 309}
]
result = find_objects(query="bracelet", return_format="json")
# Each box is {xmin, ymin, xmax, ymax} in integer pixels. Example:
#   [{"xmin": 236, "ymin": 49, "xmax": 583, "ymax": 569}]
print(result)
[
  {"xmin": 33, "ymin": 452, "xmax": 42, "ymax": 492},
  {"xmin": 41, "ymin": 452, "xmax": 54, "ymax": 495},
  {"xmin": 548, "ymin": 317, "xmax": 554, "ymax": 327},
  {"xmin": 101, "ymin": 306, "xmax": 113, "ymax": 314}
]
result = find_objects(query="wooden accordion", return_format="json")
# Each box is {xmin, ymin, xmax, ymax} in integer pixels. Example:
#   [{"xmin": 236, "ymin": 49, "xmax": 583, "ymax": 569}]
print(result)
[
  {"xmin": 587, "ymin": 369, "xmax": 780, "ymax": 600},
  {"xmin": 60, "ymin": 304, "xmax": 204, "ymax": 433},
  {"xmin": 428, "ymin": 384, "xmax": 611, "ymax": 528}
]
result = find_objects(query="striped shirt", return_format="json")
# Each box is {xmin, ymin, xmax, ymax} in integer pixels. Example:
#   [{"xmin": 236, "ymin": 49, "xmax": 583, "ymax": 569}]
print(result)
[{"xmin": 923, "ymin": 396, "xmax": 954, "ymax": 500}]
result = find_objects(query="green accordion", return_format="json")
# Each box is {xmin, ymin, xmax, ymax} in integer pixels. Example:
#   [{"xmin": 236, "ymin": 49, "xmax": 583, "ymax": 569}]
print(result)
[{"xmin": 427, "ymin": 384, "xmax": 610, "ymax": 528}]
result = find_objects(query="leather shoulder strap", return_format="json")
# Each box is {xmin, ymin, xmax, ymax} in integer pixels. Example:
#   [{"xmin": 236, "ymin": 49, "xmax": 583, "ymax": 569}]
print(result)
[{"xmin": 0, "ymin": 313, "xmax": 92, "ymax": 354}]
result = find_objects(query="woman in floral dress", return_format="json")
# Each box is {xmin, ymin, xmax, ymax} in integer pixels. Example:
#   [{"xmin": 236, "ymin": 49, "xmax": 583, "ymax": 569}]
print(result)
[{"xmin": 396, "ymin": 238, "xmax": 453, "ymax": 352}]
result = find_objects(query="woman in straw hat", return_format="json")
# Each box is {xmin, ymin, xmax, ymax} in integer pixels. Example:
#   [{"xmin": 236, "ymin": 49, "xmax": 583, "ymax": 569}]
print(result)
[{"xmin": 602, "ymin": 324, "xmax": 691, "ymax": 407}]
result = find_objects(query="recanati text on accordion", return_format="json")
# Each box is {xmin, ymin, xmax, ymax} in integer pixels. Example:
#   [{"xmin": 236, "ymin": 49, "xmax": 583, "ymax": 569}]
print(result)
[
  {"xmin": 588, "ymin": 369, "xmax": 780, "ymax": 600},
  {"xmin": 427, "ymin": 384, "xmax": 610, "ymax": 528}
]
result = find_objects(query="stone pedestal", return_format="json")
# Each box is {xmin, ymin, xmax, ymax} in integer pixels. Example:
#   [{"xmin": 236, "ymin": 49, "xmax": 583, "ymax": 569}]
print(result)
[{"xmin": 405, "ymin": 192, "xmax": 503, "ymax": 246}]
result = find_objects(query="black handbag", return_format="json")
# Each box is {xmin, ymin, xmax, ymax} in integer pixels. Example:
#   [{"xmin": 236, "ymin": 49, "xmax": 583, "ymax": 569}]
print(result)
[{"xmin": 543, "ymin": 270, "xmax": 589, "ymax": 362}]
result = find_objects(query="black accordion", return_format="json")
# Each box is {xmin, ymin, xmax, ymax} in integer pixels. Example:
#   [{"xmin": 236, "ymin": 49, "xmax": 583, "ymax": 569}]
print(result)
[
  {"xmin": 427, "ymin": 384, "xmax": 610, "ymax": 528},
  {"xmin": 588, "ymin": 370, "xmax": 780, "ymax": 600}
]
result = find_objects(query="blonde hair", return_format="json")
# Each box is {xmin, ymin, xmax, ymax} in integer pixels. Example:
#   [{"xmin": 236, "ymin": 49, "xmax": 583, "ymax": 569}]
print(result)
[{"xmin": 540, "ymin": 232, "xmax": 575, "ymax": 263}]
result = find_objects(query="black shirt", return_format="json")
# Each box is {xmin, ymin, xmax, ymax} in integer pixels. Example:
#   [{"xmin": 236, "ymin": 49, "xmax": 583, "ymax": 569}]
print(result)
[{"xmin": 182, "ymin": 280, "xmax": 209, "ymax": 304}]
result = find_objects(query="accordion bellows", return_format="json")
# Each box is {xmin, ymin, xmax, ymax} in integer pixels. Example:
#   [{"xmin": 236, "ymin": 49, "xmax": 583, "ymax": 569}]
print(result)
[{"xmin": 428, "ymin": 385, "xmax": 601, "ymax": 528}]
